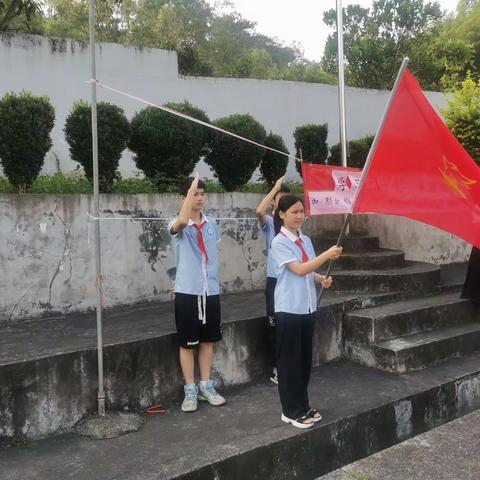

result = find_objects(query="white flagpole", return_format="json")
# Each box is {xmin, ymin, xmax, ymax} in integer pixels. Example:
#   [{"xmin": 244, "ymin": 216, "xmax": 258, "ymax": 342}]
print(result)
[
  {"xmin": 88, "ymin": 0, "xmax": 106, "ymax": 416},
  {"xmin": 336, "ymin": 0, "xmax": 348, "ymax": 169},
  {"xmin": 336, "ymin": 0, "xmax": 350, "ymax": 237}
]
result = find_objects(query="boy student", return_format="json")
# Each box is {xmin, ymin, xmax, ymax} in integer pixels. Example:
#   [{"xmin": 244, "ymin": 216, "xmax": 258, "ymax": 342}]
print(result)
[
  {"xmin": 168, "ymin": 173, "xmax": 226, "ymax": 412},
  {"xmin": 255, "ymin": 176, "xmax": 290, "ymax": 384},
  {"xmin": 271, "ymin": 195, "xmax": 342, "ymax": 428}
]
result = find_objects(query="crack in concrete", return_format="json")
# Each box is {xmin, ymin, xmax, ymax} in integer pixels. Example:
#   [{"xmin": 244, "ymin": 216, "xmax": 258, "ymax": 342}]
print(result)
[
  {"xmin": 47, "ymin": 212, "xmax": 72, "ymax": 306},
  {"xmin": 8, "ymin": 285, "xmax": 35, "ymax": 322}
]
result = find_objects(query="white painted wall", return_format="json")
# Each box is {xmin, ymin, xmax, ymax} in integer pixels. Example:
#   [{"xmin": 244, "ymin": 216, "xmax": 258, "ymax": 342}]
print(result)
[{"xmin": 1, "ymin": 33, "xmax": 448, "ymax": 180}]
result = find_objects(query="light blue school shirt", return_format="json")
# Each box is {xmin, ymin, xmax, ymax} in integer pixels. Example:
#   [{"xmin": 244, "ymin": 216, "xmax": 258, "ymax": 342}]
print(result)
[
  {"xmin": 271, "ymin": 226, "xmax": 317, "ymax": 315},
  {"xmin": 168, "ymin": 215, "xmax": 220, "ymax": 296},
  {"xmin": 260, "ymin": 215, "xmax": 278, "ymax": 279}
]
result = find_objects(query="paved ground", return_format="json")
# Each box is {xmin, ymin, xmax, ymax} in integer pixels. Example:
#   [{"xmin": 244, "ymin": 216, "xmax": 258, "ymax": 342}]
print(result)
[
  {"xmin": 319, "ymin": 408, "xmax": 480, "ymax": 480},
  {"xmin": 1, "ymin": 353, "xmax": 480, "ymax": 480}
]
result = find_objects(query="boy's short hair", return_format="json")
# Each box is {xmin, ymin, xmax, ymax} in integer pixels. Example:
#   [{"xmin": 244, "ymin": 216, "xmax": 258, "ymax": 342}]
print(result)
[
  {"xmin": 273, "ymin": 185, "xmax": 291, "ymax": 199},
  {"xmin": 179, "ymin": 177, "xmax": 206, "ymax": 197}
]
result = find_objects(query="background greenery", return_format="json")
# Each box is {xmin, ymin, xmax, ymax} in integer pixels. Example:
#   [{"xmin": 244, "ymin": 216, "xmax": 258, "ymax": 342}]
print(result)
[
  {"xmin": 0, "ymin": 173, "xmax": 303, "ymax": 195},
  {"xmin": 2, "ymin": 0, "xmax": 479, "ymax": 90}
]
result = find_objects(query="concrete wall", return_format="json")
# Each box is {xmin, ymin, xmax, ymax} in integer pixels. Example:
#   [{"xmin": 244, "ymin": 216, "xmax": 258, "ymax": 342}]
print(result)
[
  {"xmin": 0, "ymin": 192, "xmax": 342, "ymax": 323},
  {"xmin": 351, "ymin": 215, "xmax": 471, "ymax": 264},
  {"xmin": 0, "ymin": 33, "xmax": 448, "ymax": 180},
  {"xmin": 0, "ymin": 192, "xmax": 470, "ymax": 324}
]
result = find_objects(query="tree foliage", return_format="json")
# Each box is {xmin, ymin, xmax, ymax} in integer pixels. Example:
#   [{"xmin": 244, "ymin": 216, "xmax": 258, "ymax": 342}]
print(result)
[
  {"xmin": 8, "ymin": 0, "xmax": 334, "ymax": 84},
  {"xmin": 0, "ymin": 91, "xmax": 55, "ymax": 192},
  {"xmin": 128, "ymin": 101, "xmax": 210, "ymax": 191},
  {"xmin": 321, "ymin": 0, "xmax": 476, "ymax": 90},
  {"xmin": 0, "ymin": 0, "xmax": 41, "ymax": 32},
  {"xmin": 205, "ymin": 114, "xmax": 266, "ymax": 191},
  {"xmin": 64, "ymin": 101, "xmax": 130, "ymax": 192},
  {"xmin": 442, "ymin": 76, "xmax": 480, "ymax": 164}
]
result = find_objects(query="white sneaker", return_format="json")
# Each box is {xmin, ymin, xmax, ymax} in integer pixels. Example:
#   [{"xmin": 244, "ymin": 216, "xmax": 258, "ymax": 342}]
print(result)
[
  {"xmin": 181, "ymin": 384, "xmax": 198, "ymax": 412},
  {"xmin": 198, "ymin": 379, "xmax": 226, "ymax": 406},
  {"xmin": 270, "ymin": 368, "xmax": 278, "ymax": 385}
]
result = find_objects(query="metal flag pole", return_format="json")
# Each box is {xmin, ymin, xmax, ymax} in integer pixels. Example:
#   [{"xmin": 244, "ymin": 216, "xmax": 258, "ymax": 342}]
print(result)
[
  {"xmin": 336, "ymin": 0, "xmax": 350, "ymax": 237},
  {"xmin": 88, "ymin": 0, "xmax": 106, "ymax": 416},
  {"xmin": 337, "ymin": 0, "xmax": 348, "ymax": 170},
  {"xmin": 317, "ymin": 57, "xmax": 410, "ymax": 303}
]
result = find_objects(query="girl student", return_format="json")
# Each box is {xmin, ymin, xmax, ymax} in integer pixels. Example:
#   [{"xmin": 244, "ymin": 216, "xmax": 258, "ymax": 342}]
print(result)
[
  {"xmin": 271, "ymin": 195, "xmax": 342, "ymax": 428},
  {"xmin": 255, "ymin": 175, "xmax": 291, "ymax": 384}
]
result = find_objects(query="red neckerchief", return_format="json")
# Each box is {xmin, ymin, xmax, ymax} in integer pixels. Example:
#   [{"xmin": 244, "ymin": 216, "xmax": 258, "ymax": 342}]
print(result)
[
  {"xmin": 193, "ymin": 222, "xmax": 209, "ymax": 264},
  {"xmin": 281, "ymin": 231, "xmax": 308, "ymax": 262}
]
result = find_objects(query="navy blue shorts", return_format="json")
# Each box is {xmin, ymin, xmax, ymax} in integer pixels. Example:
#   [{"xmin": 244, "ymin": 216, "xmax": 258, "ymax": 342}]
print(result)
[{"xmin": 174, "ymin": 293, "xmax": 222, "ymax": 348}]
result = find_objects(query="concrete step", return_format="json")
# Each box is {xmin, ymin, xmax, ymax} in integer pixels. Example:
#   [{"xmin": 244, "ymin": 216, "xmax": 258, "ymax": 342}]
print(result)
[
  {"xmin": 2, "ymin": 356, "xmax": 480, "ymax": 480},
  {"xmin": 328, "ymin": 261, "xmax": 441, "ymax": 293},
  {"xmin": 346, "ymin": 282, "xmax": 464, "ymax": 311},
  {"xmin": 312, "ymin": 234, "xmax": 380, "ymax": 253},
  {"xmin": 332, "ymin": 249, "xmax": 405, "ymax": 270},
  {"xmin": 319, "ymin": 409, "xmax": 480, "ymax": 480},
  {"xmin": 372, "ymin": 323, "xmax": 480, "ymax": 373},
  {"xmin": 345, "ymin": 292, "xmax": 479, "ymax": 344}
]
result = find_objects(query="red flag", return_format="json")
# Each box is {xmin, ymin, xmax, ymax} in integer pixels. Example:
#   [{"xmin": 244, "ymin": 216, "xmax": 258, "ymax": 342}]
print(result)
[
  {"xmin": 302, "ymin": 163, "xmax": 361, "ymax": 215},
  {"xmin": 352, "ymin": 69, "xmax": 480, "ymax": 249}
]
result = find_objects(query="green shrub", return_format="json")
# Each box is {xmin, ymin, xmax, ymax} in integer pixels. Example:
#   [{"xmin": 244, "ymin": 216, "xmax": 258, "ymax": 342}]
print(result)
[
  {"xmin": 329, "ymin": 134, "xmax": 375, "ymax": 168},
  {"xmin": 293, "ymin": 123, "xmax": 329, "ymax": 175},
  {"xmin": 64, "ymin": 101, "xmax": 130, "ymax": 192},
  {"xmin": 442, "ymin": 76, "xmax": 480, "ymax": 164},
  {"xmin": 29, "ymin": 172, "xmax": 92, "ymax": 193},
  {"xmin": 0, "ymin": 174, "xmax": 303, "ymax": 195},
  {"xmin": 260, "ymin": 133, "xmax": 289, "ymax": 186},
  {"xmin": 203, "ymin": 179, "xmax": 226, "ymax": 193},
  {"xmin": 205, "ymin": 114, "xmax": 267, "ymax": 191},
  {"xmin": 0, "ymin": 177, "xmax": 17, "ymax": 194},
  {"xmin": 111, "ymin": 177, "xmax": 158, "ymax": 194},
  {"xmin": 128, "ymin": 101, "xmax": 210, "ymax": 192},
  {"xmin": 0, "ymin": 91, "xmax": 55, "ymax": 193}
]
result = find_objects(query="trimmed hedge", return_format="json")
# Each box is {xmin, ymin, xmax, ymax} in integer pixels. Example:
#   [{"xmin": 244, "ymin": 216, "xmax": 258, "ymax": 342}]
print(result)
[
  {"xmin": 64, "ymin": 101, "xmax": 130, "ymax": 192},
  {"xmin": 205, "ymin": 114, "xmax": 267, "ymax": 191},
  {"xmin": 0, "ymin": 91, "xmax": 55, "ymax": 192},
  {"xmin": 128, "ymin": 101, "xmax": 210, "ymax": 192},
  {"xmin": 329, "ymin": 134, "xmax": 375, "ymax": 168},
  {"xmin": 294, "ymin": 123, "xmax": 329, "ymax": 175},
  {"xmin": 260, "ymin": 132, "xmax": 289, "ymax": 186}
]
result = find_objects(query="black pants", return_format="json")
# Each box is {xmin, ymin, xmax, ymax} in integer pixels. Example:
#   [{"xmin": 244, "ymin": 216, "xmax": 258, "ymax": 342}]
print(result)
[
  {"xmin": 276, "ymin": 311, "xmax": 316, "ymax": 419},
  {"xmin": 265, "ymin": 277, "xmax": 277, "ymax": 368}
]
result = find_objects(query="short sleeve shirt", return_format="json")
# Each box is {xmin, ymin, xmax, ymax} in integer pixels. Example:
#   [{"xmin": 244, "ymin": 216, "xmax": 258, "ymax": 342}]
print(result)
[
  {"xmin": 271, "ymin": 227, "xmax": 317, "ymax": 315},
  {"xmin": 168, "ymin": 215, "xmax": 220, "ymax": 296},
  {"xmin": 260, "ymin": 215, "xmax": 278, "ymax": 279}
]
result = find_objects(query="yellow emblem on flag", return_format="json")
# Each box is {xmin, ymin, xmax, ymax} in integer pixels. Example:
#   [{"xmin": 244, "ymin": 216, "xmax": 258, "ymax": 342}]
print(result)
[{"xmin": 439, "ymin": 156, "xmax": 477, "ymax": 199}]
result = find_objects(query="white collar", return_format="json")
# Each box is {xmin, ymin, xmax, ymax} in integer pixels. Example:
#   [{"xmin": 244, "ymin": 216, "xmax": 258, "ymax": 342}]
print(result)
[
  {"xmin": 280, "ymin": 226, "xmax": 303, "ymax": 243},
  {"xmin": 188, "ymin": 212, "xmax": 210, "ymax": 226}
]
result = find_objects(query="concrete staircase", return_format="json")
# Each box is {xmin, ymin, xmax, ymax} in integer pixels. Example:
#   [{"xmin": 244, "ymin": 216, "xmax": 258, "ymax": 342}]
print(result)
[
  {"xmin": 1, "ymin": 231, "xmax": 479, "ymax": 479},
  {"xmin": 313, "ymin": 232, "xmax": 480, "ymax": 374}
]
